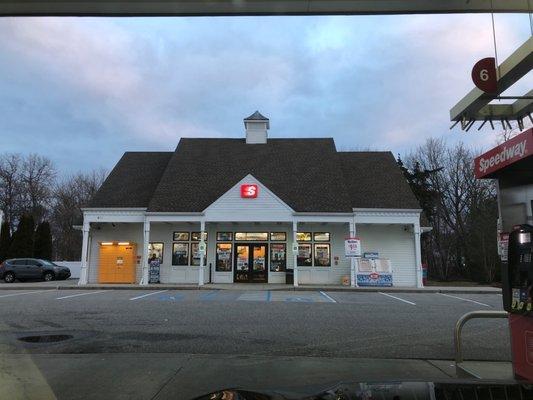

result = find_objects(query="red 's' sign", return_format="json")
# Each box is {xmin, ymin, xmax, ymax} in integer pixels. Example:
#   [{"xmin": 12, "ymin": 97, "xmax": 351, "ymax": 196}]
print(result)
[
  {"xmin": 240, "ymin": 184, "xmax": 258, "ymax": 198},
  {"xmin": 472, "ymin": 57, "xmax": 497, "ymax": 93},
  {"xmin": 474, "ymin": 128, "xmax": 532, "ymax": 178}
]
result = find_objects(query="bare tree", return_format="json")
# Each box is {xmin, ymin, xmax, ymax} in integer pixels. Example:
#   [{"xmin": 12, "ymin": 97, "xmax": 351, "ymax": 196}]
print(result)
[
  {"xmin": 20, "ymin": 154, "xmax": 56, "ymax": 222},
  {"xmin": 405, "ymin": 139, "xmax": 498, "ymax": 282},
  {"xmin": 0, "ymin": 153, "xmax": 23, "ymax": 228},
  {"xmin": 50, "ymin": 169, "xmax": 106, "ymax": 260}
]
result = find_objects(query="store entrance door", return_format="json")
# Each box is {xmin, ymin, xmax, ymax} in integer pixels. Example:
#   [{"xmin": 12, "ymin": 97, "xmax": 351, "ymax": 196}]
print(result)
[{"xmin": 234, "ymin": 243, "xmax": 268, "ymax": 283}]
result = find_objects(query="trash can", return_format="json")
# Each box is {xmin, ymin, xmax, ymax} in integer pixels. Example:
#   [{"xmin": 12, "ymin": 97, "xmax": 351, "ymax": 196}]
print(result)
[{"xmin": 286, "ymin": 269, "xmax": 294, "ymax": 284}]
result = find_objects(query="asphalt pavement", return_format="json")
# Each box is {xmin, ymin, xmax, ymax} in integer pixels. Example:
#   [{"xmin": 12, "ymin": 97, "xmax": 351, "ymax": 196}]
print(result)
[{"xmin": 0, "ymin": 288, "xmax": 509, "ymax": 361}]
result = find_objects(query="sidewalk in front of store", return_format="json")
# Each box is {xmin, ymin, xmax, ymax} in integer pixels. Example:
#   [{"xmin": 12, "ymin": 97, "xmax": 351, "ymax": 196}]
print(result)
[{"xmin": 0, "ymin": 278, "xmax": 502, "ymax": 294}]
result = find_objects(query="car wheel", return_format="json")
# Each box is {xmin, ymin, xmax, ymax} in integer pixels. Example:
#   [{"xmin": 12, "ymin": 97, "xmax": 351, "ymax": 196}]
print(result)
[
  {"xmin": 43, "ymin": 272, "xmax": 55, "ymax": 282},
  {"xmin": 4, "ymin": 272, "xmax": 15, "ymax": 283}
]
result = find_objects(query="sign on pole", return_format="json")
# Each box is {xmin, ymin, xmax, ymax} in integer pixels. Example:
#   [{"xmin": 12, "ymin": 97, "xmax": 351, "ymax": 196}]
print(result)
[
  {"xmin": 345, "ymin": 237, "xmax": 361, "ymax": 257},
  {"xmin": 471, "ymin": 57, "xmax": 497, "ymax": 94}
]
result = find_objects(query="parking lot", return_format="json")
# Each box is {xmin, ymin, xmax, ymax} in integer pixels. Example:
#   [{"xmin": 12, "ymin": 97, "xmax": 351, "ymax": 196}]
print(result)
[{"xmin": 0, "ymin": 289, "xmax": 509, "ymax": 361}]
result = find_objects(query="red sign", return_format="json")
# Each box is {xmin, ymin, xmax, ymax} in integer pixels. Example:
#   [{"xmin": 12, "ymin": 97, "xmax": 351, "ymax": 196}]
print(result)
[
  {"xmin": 240, "ymin": 184, "xmax": 258, "ymax": 198},
  {"xmin": 474, "ymin": 128, "xmax": 532, "ymax": 178},
  {"xmin": 369, "ymin": 272, "xmax": 380, "ymax": 280},
  {"xmin": 472, "ymin": 57, "xmax": 497, "ymax": 93}
]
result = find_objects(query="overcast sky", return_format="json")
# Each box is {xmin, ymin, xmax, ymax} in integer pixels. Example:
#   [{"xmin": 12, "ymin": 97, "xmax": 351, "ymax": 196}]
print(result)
[{"xmin": 0, "ymin": 14, "xmax": 531, "ymax": 176}]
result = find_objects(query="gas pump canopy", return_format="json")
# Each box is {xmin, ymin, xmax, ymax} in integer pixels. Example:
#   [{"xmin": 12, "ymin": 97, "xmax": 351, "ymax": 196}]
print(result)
[{"xmin": 0, "ymin": 0, "xmax": 530, "ymax": 16}]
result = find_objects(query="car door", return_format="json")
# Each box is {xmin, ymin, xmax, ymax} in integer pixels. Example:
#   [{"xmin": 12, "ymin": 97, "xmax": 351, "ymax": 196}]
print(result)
[
  {"xmin": 26, "ymin": 259, "xmax": 43, "ymax": 279},
  {"xmin": 11, "ymin": 259, "xmax": 29, "ymax": 278}
]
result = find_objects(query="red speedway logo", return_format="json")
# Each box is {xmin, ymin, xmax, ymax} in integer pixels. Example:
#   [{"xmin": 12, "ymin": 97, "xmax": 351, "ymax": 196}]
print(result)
[
  {"xmin": 478, "ymin": 140, "xmax": 527, "ymax": 174},
  {"xmin": 474, "ymin": 128, "xmax": 532, "ymax": 179}
]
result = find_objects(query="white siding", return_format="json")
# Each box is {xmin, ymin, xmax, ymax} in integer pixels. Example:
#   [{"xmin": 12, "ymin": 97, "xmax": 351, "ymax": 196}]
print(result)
[
  {"xmin": 203, "ymin": 174, "xmax": 293, "ymax": 222},
  {"xmin": 85, "ymin": 221, "xmax": 418, "ymax": 287},
  {"xmin": 296, "ymin": 223, "xmax": 351, "ymax": 285},
  {"xmin": 356, "ymin": 224, "xmax": 417, "ymax": 287}
]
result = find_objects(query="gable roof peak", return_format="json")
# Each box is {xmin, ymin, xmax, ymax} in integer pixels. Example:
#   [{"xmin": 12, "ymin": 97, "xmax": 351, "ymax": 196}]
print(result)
[{"xmin": 244, "ymin": 110, "xmax": 269, "ymax": 121}]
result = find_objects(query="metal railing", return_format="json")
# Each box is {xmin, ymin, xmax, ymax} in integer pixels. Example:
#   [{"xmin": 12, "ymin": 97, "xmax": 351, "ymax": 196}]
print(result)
[{"xmin": 454, "ymin": 310, "xmax": 508, "ymax": 364}]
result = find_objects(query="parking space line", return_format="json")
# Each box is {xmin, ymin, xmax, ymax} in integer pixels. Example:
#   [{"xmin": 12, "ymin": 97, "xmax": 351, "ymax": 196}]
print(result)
[
  {"xmin": 438, "ymin": 293, "xmax": 490, "ymax": 307},
  {"xmin": 319, "ymin": 291, "xmax": 337, "ymax": 303},
  {"xmin": 130, "ymin": 290, "xmax": 168, "ymax": 301},
  {"xmin": 378, "ymin": 292, "xmax": 416, "ymax": 305},
  {"xmin": 0, "ymin": 290, "xmax": 50, "ymax": 298},
  {"xmin": 56, "ymin": 290, "xmax": 107, "ymax": 300}
]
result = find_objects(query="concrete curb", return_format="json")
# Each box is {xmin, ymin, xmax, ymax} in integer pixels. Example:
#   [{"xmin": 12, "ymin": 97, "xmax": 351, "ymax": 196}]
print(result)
[{"xmin": 0, "ymin": 283, "xmax": 501, "ymax": 294}]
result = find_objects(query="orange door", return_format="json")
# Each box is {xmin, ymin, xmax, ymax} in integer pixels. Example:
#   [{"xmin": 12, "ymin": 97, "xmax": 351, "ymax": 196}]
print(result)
[{"xmin": 98, "ymin": 243, "xmax": 137, "ymax": 283}]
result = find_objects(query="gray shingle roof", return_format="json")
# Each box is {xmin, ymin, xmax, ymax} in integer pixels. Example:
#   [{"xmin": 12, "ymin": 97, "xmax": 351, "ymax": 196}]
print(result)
[
  {"xmin": 87, "ymin": 152, "xmax": 172, "ymax": 208},
  {"xmin": 148, "ymin": 138, "xmax": 353, "ymax": 212},
  {"xmin": 339, "ymin": 151, "xmax": 421, "ymax": 209},
  {"xmin": 88, "ymin": 140, "xmax": 421, "ymax": 213}
]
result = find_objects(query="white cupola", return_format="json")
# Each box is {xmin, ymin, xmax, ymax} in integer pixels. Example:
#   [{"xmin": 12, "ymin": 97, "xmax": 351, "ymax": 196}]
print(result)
[{"xmin": 244, "ymin": 111, "xmax": 269, "ymax": 144}]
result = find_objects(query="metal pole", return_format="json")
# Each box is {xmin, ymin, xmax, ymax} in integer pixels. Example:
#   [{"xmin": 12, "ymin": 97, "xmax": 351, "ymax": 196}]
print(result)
[{"xmin": 454, "ymin": 310, "xmax": 508, "ymax": 363}]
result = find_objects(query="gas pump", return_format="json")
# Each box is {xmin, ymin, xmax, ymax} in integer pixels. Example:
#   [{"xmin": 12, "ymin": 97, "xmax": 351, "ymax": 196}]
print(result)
[
  {"xmin": 506, "ymin": 225, "xmax": 533, "ymax": 314},
  {"xmin": 505, "ymin": 224, "xmax": 533, "ymax": 381},
  {"xmin": 474, "ymin": 128, "xmax": 533, "ymax": 382}
]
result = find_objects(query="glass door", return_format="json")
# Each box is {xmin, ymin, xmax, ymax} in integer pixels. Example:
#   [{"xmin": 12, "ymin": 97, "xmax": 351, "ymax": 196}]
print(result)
[
  {"xmin": 234, "ymin": 244, "xmax": 268, "ymax": 283},
  {"xmin": 235, "ymin": 245, "xmax": 250, "ymax": 282},
  {"xmin": 251, "ymin": 244, "xmax": 267, "ymax": 282}
]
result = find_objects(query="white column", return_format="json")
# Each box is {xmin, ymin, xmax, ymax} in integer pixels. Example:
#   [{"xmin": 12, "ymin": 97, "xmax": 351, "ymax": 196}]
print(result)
[
  {"xmin": 292, "ymin": 220, "xmax": 298, "ymax": 287},
  {"xmin": 140, "ymin": 220, "xmax": 150, "ymax": 285},
  {"xmin": 349, "ymin": 221, "xmax": 358, "ymax": 287},
  {"xmin": 414, "ymin": 222, "xmax": 423, "ymax": 288},
  {"xmin": 198, "ymin": 220, "xmax": 205, "ymax": 286},
  {"xmin": 78, "ymin": 220, "xmax": 90, "ymax": 285}
]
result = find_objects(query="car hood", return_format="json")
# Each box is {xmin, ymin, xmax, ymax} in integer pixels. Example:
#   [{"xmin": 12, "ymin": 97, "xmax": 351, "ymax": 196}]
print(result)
[{"xmin": 193, "ymin": 381, "xmax": 530, "ymax": 400}]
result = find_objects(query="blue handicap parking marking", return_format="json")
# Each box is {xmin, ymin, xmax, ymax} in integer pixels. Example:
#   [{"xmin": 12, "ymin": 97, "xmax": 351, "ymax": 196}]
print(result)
[
  {"xmin": 200, "ymin": 291, "xmax": 219, "ymax": 301},
  {"xmin": 285, "ymin": 296, "xmax": 313, "ymax": 303},
  {"xmin": 157, "ymin": 293, "xmax": 184, "ymax": 302}
]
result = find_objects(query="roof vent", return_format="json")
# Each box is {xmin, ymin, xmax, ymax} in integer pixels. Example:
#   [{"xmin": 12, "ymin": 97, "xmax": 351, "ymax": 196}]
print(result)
[{"xmin": 244, "ymin": 111, "xmax": 269, "ymax": 144}]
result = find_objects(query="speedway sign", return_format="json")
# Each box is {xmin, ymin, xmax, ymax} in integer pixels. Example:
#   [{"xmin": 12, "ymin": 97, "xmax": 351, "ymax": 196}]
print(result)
[{"xmin": 474, "ymin": 128, "xmax": 532, "ymax": 179}]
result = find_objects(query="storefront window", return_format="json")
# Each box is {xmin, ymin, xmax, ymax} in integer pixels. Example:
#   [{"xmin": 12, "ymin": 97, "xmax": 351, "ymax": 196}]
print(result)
[
  {"xmin": 173, "ymin": 232, "xmax": 189, "ymax": 241},
  {"xmin": 297, "ymin": 243, "xmax": 312, "ymax": 266},
  {"xmin": 235, "ymin": 232, "xmax": 268, "ymax": 241},
  {"xmin": 314, "ymin": 244, "xmax": 331, "ymax": 266},
  {"xmin": 313, "ymin": 232, "xmax": 330, "ymax": 242},
  {"xmin": 216, "ymin": 243, "xmax": 232, "ymax": 271},
  {"xmin": 270, "ymin": 243, "xmax": 286, "ymax": 272},
  {"xmin": 216, "ymin": 232, "xmax": 233, "ymax": 241},
  {"xmin": 191, "ymin": 232, "xmax": 208, "ymax": 241},
  {"xmin": 270, "ymin": 232, "xmax": 286, "ymax": 241},
  {"xmin": 296, "ymin": 232, "xmax": 312, "ymax": 241},
  {"xmin": 148, "ymin": 242, "xmax": 164, "ymax": 263},
  {"xmin": 172, "ymin": 243, "xmax": 189, "ymax": 266},
  {"xmin": 190, "ymin": 242, "xmax": 207, "ymax": 266}
]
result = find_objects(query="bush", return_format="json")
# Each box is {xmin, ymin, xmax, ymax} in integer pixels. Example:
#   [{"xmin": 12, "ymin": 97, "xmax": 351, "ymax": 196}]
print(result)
[
  {"xmin": 0, "ymin": 221, "xmax": 11, "ymax": 262},
  {"xmin": 8, "ymin": 215, "xmax": 35, "ymax": 259},
  {"xmin": 34, "ymin": 221, "xmax": 53, "ymax": 260}
]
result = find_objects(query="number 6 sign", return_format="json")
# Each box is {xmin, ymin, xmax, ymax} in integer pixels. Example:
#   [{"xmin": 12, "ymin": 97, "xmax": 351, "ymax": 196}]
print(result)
[{"xmin": 471, "ymin": 57, "xmax": 497, "ymax": 94}]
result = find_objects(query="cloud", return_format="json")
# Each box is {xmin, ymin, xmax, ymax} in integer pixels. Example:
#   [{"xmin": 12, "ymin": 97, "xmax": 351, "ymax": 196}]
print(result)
[{"xmin": 0, "ymin": 14, "xmax": 531, "ymax": 174}]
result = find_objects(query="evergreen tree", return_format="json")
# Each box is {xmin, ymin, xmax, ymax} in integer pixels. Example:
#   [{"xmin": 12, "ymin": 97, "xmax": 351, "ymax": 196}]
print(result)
[
  {"xmin": 8, "ymin": 215, "xmax": 35, "ymax": 258},
  {"xmin": 34, "ymin": 221, "xmax": 53, "ymax": 260},
  {"xmin": 397, "ymin": 154, "xmax": 441, "ymax": 222},
  {"xmin": 0, "ymin": 221, "xmax": 11, "ymax": 262}
]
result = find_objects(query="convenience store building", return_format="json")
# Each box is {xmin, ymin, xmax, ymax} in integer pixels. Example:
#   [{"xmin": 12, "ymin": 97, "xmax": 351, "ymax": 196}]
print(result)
[{"xmin": 78, "ymin": 112, "xmax": 425, "ymax": 287}]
